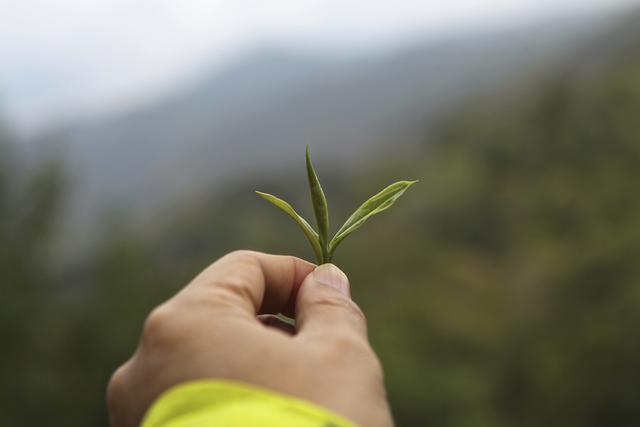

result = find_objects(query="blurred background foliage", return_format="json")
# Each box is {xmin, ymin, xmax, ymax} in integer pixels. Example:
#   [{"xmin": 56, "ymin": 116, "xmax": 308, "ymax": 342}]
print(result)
[{"xmin": 2, "ymin": 7, "xmax": 640, "ymax": 427}]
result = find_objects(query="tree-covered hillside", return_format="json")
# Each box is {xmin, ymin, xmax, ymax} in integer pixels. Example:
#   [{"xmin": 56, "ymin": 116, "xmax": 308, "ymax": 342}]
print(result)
[{"xmin": 2, "ymin": 11, "xmax": 640, "ymax": 427}]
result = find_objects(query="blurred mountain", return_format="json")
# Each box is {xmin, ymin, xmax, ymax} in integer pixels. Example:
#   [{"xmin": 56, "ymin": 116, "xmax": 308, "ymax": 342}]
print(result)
[
  {"xmin": 32, "ymin": 12, "xmax": 616, "ymax": 244},
  {"xmin": 3, "ymin": 7, "xmax": 640, "ymax": 426}
]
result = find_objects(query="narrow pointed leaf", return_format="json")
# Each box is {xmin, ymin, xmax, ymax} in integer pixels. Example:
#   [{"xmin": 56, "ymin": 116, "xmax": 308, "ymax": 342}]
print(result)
[
  {"xmin": 329, "ymin": 180, "xmax": 418, "ymax": 255},
  {"xmin": 305, "ymin": 145, "xmax": 330, "ymax": 258},
  {"xmin": 255, "ymin": 191, "xmax": 323, "ymax": 264}
]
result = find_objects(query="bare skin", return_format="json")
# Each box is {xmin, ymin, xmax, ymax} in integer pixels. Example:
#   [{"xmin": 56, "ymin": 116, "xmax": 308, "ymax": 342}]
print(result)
[{"xmin": 107, "ymin": 250, "xmax": 394, "ymax": 427}]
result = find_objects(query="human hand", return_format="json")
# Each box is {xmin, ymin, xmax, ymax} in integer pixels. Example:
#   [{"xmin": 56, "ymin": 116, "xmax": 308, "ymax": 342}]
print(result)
[{"xmin": 107, "ymin": 250, "xmax": 393, "ymax": 427}]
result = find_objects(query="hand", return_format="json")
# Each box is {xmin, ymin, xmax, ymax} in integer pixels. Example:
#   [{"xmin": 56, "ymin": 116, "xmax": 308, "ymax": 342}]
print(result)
[{"xmin": 107, "ymin": 250, "xmax": 393, "ymax": 427}]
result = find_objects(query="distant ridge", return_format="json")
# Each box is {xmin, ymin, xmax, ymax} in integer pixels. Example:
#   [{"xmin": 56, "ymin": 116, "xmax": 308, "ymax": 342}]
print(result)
[{"xmin": 32, "ymin": 11, "xmax": 617, "ymax": 243}]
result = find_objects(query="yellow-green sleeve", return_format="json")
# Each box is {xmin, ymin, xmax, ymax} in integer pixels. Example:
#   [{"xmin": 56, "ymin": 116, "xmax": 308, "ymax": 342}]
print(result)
[{"xmin": 141, "ymin": 380, "xmax": 357, "ymax": 427}]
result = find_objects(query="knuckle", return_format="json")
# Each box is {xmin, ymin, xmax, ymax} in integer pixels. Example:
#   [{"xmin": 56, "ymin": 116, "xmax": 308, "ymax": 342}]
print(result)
[
  {"xmin": 212, "ymin": 275, "xmax": 256, "ymax": 306},
  {"xmin": 223, "ymin": 250, "xmax": 260, "ymax": 265},
  {"xmin": 312, "ymin": 293, "xmax": 368, "ymax": 324},
  {"xmin": 344, "ymin": 299, "xmax": 368, "ymax": 324},
  {"xmin": 217, "ymin": 252, "xmax": 262, "ymax": 288},
  {"xmin": 142, "ymin": 304, "xmax": 177, "ymax": 347},
  {"xmin": 106, "ymin": 364, "xmax": 129, "ymax": 413},
  {"xmin": 208, "ymin": 253, "xmax": 264, "ymax": 307},
  {"xmin": 206, "ymin": 286, "xmax": 251, "ymax": 313},
  {"xmin": 218, "ymin": 271, "xmax": 255, "ymax": 294},
  {"xmin": 309, "ymin": 293, "xmax": 349, "ymax": 310},
  {"xmin": 284, "ymin": 254, "xmax": 299, "ymax": 270}
]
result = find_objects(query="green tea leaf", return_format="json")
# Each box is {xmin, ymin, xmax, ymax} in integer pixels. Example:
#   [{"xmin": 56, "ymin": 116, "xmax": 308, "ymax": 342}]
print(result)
[
  {"xmin": 305, "ymin": 145, "xmax": 330, "ymax": 259},
  {"xmin": 256, "ymin": 147, "xmax": 417, "ymax": 264},
  {"xmin": 255, "ymin": 191, "xmax": 323, "ymax": 264},
  {"xmin": 329, "ymin": 180, "xmax": 418, "ymax": 255}
]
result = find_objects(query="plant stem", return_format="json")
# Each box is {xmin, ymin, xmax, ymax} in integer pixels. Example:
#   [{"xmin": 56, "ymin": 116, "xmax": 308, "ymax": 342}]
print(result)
[{"xmin": 321, "ymin": 241, "xmax": 330, "ymax": 264}]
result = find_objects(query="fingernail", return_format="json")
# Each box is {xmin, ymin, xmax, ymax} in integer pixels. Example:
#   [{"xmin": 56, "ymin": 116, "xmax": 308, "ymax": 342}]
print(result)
[{"xmin": 312, "ymin": 264, "xmax": 350, "ymax": 296}]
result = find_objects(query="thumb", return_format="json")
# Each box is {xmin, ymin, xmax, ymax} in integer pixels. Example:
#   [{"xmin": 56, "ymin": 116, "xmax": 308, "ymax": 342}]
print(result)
[{"xmin": 295, "ymin": 264, "xmax": 368, "ymax": 340}]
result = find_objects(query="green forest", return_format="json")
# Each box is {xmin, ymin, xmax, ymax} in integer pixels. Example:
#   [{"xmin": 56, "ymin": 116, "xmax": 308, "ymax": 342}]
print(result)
[{"xmin": 2, "ymin": 16, "xmax": 640, "ymax": 427}]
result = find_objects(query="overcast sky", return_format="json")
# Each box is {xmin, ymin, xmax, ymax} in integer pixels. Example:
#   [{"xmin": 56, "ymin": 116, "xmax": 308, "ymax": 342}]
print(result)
[{"xmin": 1, "ymin": 0, "xmax": 638, "ymax": 135}]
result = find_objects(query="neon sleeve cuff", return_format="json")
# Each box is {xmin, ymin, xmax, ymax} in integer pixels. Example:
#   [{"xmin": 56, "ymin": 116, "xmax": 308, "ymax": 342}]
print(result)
[{"xmin": 141, "ymin": 380, "xmax": 357, "ymax": 427}]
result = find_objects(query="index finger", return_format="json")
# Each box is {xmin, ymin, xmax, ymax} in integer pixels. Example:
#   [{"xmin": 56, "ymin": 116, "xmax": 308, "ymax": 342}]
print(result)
[{"xmin": 187, "ymin": 250, "xmax": 316, "ymax": 317}]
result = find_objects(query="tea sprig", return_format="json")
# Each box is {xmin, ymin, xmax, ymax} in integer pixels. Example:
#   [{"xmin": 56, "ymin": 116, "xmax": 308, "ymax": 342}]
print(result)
[{"xmin": 256, "ymin": 146, "xmax": 417, "ymax": 264}]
